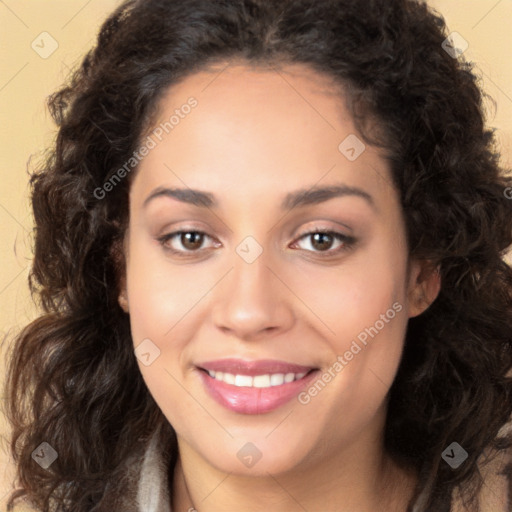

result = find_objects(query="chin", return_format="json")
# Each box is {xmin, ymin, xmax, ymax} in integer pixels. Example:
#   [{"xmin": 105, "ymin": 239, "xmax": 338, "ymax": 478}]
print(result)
[{"xmin": 195, "ymin": 435, "xmax": 313, "ymax": 476}]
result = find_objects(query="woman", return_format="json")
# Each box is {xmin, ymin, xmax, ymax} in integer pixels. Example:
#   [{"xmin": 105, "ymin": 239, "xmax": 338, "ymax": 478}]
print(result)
[{"xmin": 3, "ymin": 0, "xmax": 512, "ymax": 511}]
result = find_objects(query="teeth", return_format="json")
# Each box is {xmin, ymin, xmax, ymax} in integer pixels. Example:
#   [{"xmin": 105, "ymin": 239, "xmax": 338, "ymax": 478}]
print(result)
[
  {"xmin": 206, "ymin": 370, "xmax": 309, "ymax": 388},
  {"xmin": 270, "ymin": 374, "xmax": 284, "ymax": 386},
  {"xmin": 253, "ymin": 374, "xmax": 271, "ymax": 388},
  {"xmin": 235, "ymin": 374, "xmax": 253, "ymax": 387},
  {"xmin": 223, "ymin": 372, "xmax": 235, "ymax": 384}
]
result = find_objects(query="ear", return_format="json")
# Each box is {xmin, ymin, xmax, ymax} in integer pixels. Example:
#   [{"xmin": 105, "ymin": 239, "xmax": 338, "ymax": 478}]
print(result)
[
  {"xmin": 110, "ymin": 235, "xmax": 130, "ymax": 314},
  {"xmin": 406, "ymin": 259, "xmax": 441, "ymax": 318},
  {"xmin": 118, "ymin": 277, "xmax": 129, "ymax": 313}
]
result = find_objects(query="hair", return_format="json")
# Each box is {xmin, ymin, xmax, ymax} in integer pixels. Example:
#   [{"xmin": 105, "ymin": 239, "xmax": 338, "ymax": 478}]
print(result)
[{"xmin": 3, "ymin": 0, "xmax": 512, "ymax": 510}]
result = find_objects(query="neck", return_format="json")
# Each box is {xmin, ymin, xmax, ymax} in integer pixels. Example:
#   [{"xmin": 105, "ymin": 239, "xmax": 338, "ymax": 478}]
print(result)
[{"xmin": 171, "ymin": 412, "xmax": 418, "ymax": 511}]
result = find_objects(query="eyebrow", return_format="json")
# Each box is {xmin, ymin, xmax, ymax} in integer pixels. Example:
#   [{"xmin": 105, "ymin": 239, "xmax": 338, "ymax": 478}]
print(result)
[{"xmin": 143, "ymin": 184, "xmax": 375, "ymax": 211}]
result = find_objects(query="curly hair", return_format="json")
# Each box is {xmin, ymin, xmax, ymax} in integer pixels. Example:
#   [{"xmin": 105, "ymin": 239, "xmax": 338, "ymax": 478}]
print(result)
[{"xmin": 3, "ymin": 0, "xmax": 512, "ymax": 510}]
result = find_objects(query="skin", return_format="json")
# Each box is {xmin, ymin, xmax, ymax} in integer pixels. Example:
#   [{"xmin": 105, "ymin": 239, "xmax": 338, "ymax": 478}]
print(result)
[{"xmin": 119, "ymin": 62, "xmax": 441, "ymax": 512}]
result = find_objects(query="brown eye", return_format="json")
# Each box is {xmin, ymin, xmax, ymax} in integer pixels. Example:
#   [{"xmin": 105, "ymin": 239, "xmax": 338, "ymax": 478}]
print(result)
[
  {"xmin": 292, "ymin": 229, "xmax": 356, "ymax": 256},
  {"xmin": 179, "ymin": 231, "xmax": 205, "ymax": 251},
  {"xmin": 157, "ymin": 230, "xmax": 214, "ymax": 255},
  {"xmin": 310, "ymin": 232, "xmax": 335, "ymax": 251}
]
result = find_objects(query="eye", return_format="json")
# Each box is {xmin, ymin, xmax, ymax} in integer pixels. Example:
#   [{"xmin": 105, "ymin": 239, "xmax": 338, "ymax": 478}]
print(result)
[
  {"xmin": 157, "ymin": 230, "xmax": 218, "ymax": 256},
  {"xmin": 156, "ymin": 228, "xmax": 356, "ymax": 258},
  {"xmin": 291, "ymin": 229, "xmax": 356, "ymax": 256}
]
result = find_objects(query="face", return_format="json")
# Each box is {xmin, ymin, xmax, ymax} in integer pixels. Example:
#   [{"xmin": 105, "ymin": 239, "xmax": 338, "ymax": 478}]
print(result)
[{"xmin": 121, "ymin": 62, "xmax": 439, "ymax": 476}]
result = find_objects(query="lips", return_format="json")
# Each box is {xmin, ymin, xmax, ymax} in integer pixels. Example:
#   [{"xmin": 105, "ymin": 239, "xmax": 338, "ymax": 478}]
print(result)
[
  {"xmin": 196, "ymin": 358, "xmax": 319, "ymax": 414},
  {"xmin": 198, "ymin": 358, "xmax": 316, "ymax": 376}
]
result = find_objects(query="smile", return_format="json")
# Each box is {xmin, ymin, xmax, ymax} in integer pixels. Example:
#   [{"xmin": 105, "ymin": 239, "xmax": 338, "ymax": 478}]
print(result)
[
  {"xmin": 205, "ymin": 370, "xmax": 308, "ymax": 388},
  {"xmin": 196, "ymin": 359, "xmax": 319, "ymax": 414}
]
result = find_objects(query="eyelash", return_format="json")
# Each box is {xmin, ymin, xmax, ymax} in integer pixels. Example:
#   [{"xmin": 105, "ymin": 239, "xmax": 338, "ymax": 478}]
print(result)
[{"xmin": 156, "ymin": 228, "xmax": 356, "ymax": 258}]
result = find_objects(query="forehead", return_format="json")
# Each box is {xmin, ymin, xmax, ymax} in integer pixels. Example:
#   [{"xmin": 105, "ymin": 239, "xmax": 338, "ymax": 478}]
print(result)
[
  {"xmin": 132, "ymin": 62, "xmax": 394, "ymax": 209},
  {"xmin": 173, "ymin": 61, "xmax": 342, "ymax": 98},
  {"xmin": 154, "ymin": 62, "xmax": 350, "ymax": 133}
]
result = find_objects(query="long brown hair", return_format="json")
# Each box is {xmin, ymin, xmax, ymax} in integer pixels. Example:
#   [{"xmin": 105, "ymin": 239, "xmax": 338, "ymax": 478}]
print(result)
[{"xmin": 4, "ymin": 0, "xmax": 512, "ymax": 510}]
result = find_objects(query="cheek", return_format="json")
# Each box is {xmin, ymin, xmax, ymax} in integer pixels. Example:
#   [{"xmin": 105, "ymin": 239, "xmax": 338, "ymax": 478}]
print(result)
[
  {"xmin": 298, "ymin": 244, "xmax": 409, "ymax": 422},
  {"xmin": 126, "ymin": 216, "xmax": 410, "ymax": 358},
  {"xmin": 125, "ymin": 230, "xmax": 196, "ymax": 342},
  {"xmin": 296, "ymin": 237, "xmax": 409, "ymax": 349},
  {"xmin": 124, "ymin": 235, "xmax": 201, "ymax": 421}
]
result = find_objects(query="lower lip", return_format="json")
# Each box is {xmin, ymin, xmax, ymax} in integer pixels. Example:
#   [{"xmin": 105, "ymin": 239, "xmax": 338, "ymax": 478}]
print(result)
[{"xmin": 197, "ymin": 369, "xmax": 319, "ymax": 414}]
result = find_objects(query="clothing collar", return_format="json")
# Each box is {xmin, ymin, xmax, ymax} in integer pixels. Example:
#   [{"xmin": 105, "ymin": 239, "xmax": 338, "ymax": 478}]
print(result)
[
  {"xmin": 93, "ymin": 423, "xmax": 173, "ymax": 512},
  {"xmin": 132, "ymin": 428, "xmax": 429, "ymax": 512},
  {"xmin": 99, "ymin": 424, "xmax": 430, "ymax": 512},
  {"xmin": 136, "ymin": 426, "xmax": 173, "ymax": 512}
]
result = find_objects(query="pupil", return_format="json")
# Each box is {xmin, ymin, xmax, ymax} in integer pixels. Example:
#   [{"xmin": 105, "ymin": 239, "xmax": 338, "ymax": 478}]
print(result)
[
  {"xmin": 312, "ymin": 233, "xmax": 332, "ymax": 251},
  {"xmin": 183, "ymin": 232, "xmax": 202, "ymax": 250}
]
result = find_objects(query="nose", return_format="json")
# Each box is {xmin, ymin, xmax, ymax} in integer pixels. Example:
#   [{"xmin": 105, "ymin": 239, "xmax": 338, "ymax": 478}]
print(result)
[{"xmin": 211, "ymin": 250, "xmax": 295, "ymax": 342}]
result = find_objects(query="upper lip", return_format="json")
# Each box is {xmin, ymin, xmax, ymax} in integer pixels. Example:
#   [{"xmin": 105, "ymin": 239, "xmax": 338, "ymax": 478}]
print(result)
[{"xmin": 197, "ymin": 358, "xmax": 318, "ymax": 376}]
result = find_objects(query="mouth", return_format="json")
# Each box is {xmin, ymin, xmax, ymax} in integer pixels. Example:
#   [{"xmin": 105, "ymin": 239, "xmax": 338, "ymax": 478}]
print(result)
[{"xmin": 195, "ymin": 359, "xmax": 320, "ymax": 414}]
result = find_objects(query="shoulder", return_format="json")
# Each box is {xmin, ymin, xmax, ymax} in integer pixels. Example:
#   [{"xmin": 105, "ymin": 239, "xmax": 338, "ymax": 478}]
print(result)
[{"xmin": 452, "ymin": 422, "xmax": 512, "ymax": 512}]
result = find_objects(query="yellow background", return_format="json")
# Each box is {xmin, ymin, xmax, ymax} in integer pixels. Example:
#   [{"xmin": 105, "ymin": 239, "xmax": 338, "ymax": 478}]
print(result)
[{"xmin": 1, "ymin": 0, "xmax": 511, "ymax": 507}]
